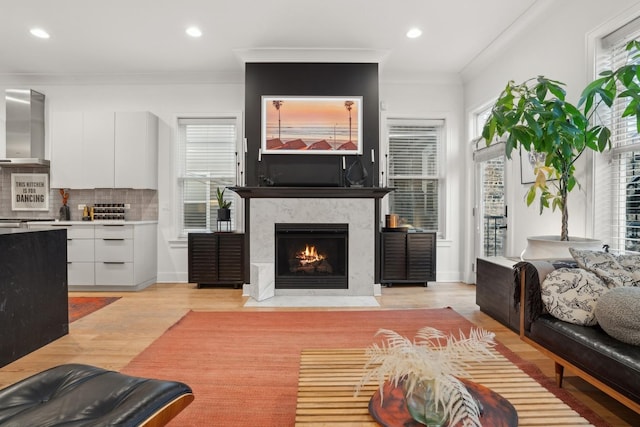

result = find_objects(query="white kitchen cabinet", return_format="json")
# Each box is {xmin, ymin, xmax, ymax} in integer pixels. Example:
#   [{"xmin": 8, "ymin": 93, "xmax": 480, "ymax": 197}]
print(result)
[
  {"xmin": 95, "ymin": 224, "xmax": 135, "ymax": 286},
  {"xmin": 84, "ymin": 112, "xmax": 116, "ymax": 188},
  {"xmin": 94, "ymin": 223, "xmax": 156, "ymax": 289},
  {"xmin": 132, "ymin": 222, "xmax": 157, "ymax": 286},
  {"xmin": 50, "ymin": 112, "xmax": 115, "ymax": 189},
  {"xmin": 27, "ymin": 222, "xmax": 157, "ymax": 290},
  {"xmin": 115, "ymin": 112, "xmax": 158, "ymax": 189},
  {"xmin": 28, "ymin": 223, "xmax": 96, "ymax": 286},
  {"xmin": 50, "ymin": 111, "xmax": 157, "ymax": 189},
  {"xmin": 50, "ymin": 112, "xmax": 83, "ymax": 189},
  {"xmin": 95, "ymin": 224, "xmax": 133, "ymax": 285}
]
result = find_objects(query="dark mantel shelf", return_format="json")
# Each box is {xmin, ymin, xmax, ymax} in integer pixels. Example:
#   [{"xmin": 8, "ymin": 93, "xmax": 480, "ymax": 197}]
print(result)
[{"xmin": 229, "ymin": 186, "xmax": 393, "ymax": 199}]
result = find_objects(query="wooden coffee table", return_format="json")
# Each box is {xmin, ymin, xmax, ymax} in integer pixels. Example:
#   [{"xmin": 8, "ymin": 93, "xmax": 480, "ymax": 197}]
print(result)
[{"xmin": 296, "ymin": 348, "xmax": 597, "ymax": 426}]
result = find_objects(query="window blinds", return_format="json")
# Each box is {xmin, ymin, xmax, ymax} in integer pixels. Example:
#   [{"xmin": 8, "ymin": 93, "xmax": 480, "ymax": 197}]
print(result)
[
  {"xmin": 387, "ymin": 119, "xmax": 444, "ymax": 232},
  {"xmin": 596, "ymin": 20, "xmax": 640, "ymax": 251},
  {"xmin": 177, "ymin": 117, "xmax": 237, "ymax": 233}
]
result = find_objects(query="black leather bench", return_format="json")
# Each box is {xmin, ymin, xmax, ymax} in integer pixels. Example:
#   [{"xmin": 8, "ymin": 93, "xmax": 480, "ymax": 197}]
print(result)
[
  {"xmin": 515, "ymin": 261, "xmax": 640, "ymax": 414},
  {"xmin": 0, "ymin": 364, "xmax": 193, "ymax": 426}
]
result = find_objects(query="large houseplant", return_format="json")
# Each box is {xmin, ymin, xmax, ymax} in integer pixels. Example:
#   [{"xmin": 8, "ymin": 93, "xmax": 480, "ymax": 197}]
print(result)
[{"xmin": 482, "ymin": 40, "xmax": 640, "ymax": 242}]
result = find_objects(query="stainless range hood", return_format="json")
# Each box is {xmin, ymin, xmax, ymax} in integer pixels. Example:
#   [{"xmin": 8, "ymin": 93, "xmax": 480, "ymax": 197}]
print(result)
[{"xmin": 1, "ymin": 89, "xmax": 49, "ymax": 167}]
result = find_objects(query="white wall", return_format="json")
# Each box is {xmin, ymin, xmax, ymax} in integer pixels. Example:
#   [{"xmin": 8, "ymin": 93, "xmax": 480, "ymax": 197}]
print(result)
[
  {"xmin": 3, "ymin": 0, "xmax": 637, "ymax": 285},
  {"xmin": 0, "ymin": 82, "xmax": 244, "ymax": 283},
  {"xmin": 380, "ymin": 76, "xmax": 465, "ymax": 281},
  {"xmin": 463, "ymin": 0, "xmax": 640, "ymax": 281},
  {"xmin": 0, "ymin": 76, "xmax": 467, "ymax": 283}
]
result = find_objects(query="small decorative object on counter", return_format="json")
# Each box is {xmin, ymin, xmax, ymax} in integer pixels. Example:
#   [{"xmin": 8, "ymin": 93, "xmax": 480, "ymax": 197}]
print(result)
[
  {"xmin": 385, "ymin": 214, "xmax": 399, "ymax": 228},
  {"xmin": 93, "ymin": 203, "xmax": 125, "ymax": 221},
  {"xmin": 59, "ymin": 189, "xmax": 70, "ymax": 221}
]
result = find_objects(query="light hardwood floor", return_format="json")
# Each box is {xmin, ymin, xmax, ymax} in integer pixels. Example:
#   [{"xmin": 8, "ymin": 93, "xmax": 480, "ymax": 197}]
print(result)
[{"xmin": 1, "ymin": 282, "xmax": 638, "ymax": 426}]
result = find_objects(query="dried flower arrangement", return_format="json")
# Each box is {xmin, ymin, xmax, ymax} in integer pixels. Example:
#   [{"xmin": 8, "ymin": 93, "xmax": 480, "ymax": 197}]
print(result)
[
  {"xmin": 355, "ymin": 327, "xmax": 496, "ymax": 427},
  {"xmin": 59, "ymin": 188, "xmax": 69, "ymax": 205}
]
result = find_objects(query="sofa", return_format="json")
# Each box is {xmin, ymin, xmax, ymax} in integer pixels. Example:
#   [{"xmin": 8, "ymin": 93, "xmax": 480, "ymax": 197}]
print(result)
[{"xmin": 514, "ymin": 258, "xmax": 640, "ymax": 414}]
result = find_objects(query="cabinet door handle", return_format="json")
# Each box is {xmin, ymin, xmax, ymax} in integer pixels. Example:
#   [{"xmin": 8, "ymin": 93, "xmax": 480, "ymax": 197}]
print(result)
[
  {"xmin": 103, "ymin": 261, "xmax": 126, "ymax": 265},
  {"xmin": 67, "ymin": 238, "xmax": 73, "ymax": 241},
  {"xmin": 103, "ymin": 238, "xmax": 125, "ymax": 241},
  {"xmin": 103, "ymin": 224, "xmax": 125, "ymax": 227},
  {"xmin": 52, "ymin": 224, "xmax": 69, "ymax": 227}
]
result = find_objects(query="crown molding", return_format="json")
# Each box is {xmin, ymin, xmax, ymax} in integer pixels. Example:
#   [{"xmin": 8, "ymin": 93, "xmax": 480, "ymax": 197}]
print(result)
[
  {"xmin": 234, "ymin": 48, "xmax": 390, "ymax": 65},
  {"xmin": 0, "ymin": 71, "xmax": 244, "ymax": 86}
]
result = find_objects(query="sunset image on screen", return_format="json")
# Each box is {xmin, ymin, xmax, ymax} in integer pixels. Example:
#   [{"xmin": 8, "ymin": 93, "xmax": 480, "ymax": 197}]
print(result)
[{"xmin": 263, "ymin": 97, "xmax": 361, "ymax": 153}]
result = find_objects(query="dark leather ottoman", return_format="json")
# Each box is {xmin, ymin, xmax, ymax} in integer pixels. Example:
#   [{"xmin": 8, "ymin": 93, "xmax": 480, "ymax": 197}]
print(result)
[{"xmin": 0, "ymin": 364, "xmax": 193, "ymax": 426}]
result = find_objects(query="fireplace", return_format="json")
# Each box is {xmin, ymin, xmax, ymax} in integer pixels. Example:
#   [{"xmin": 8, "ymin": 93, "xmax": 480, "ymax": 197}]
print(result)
[{"xmin": 275, "ymin": 223, "xmax": 348, "ymax": 289}]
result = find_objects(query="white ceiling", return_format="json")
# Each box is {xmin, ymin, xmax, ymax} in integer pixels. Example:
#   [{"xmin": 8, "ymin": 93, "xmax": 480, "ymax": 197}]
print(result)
[{"xmin": 0, "ymin": 0, "xmax": 543, "ymax": 84}]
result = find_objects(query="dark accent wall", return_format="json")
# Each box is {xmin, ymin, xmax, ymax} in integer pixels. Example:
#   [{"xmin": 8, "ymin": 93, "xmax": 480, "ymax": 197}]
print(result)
[{"xmin": 244, "ymin": 62, "xmax": 379, "ymax": 187}]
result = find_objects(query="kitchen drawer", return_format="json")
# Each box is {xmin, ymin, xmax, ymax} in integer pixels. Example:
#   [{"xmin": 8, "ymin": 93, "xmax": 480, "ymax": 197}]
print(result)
[
  {"xmin": 95, "ymin": 224, "xmax": 133, "ymax": 239},
  {"xmin": 64, "ymin": 225, "xmax": 95, "ymax": 239},
  {"xmin": 67, "ymin": 239, "xmax": 95, "ymax": 262},
  {"xmin": 30, "ymin": 224, "xmax": 95, "ymax": 239},
  {"xmin": 68, "ymin": 262, "xmax": 95, "ymax": 286},
  {"xmin": 95, "ymin": 238, "xmax": 133, "ymax": 262},
  {"xmin": 95, "ymin": 262, "xmax": 134, "ymax": 286}
]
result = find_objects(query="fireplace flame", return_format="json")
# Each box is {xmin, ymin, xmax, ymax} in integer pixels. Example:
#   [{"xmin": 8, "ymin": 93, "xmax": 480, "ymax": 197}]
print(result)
[{"xmin": 296, "ymin": 244, "xmax": 326, "ymax": 265}]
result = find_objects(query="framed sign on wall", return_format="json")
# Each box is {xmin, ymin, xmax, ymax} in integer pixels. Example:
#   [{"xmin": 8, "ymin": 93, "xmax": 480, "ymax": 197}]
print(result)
[{"xmin": 11, "ymin": 173, "xmax": 49, "ymax": 211}]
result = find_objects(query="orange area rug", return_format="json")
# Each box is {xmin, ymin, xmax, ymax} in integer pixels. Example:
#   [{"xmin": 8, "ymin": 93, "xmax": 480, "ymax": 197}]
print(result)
[
  {"xmin": 122, "ymin": 308, "xmax": 607, "ymax": 427},
  {"xmin": 68, "ymin": 297, "xmax": 120, "ymax": 323}
]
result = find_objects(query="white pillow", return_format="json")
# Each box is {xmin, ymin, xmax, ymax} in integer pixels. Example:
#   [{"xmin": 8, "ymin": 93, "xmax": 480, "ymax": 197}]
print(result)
[
  {"xmin": 569, "ymin": 248, "xmax": 640, "ymax": 288},
  {"xmin": 541, "ymin": 267, "xmax": 609, "ymax": 326}
]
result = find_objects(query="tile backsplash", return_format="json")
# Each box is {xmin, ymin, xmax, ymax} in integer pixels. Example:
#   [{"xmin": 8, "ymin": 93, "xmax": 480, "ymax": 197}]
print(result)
[{"xmin": 0, "ymin": 168, "xmax": 158, "ymax": 221}]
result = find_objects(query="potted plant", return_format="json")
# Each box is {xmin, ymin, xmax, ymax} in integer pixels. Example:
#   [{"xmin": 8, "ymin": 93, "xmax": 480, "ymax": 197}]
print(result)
[
  {"xmin": 482, "ymin": 40, "xmax": 640, "ymax": 255},
  {"xmin": 216, "ymin": 187, "xmax": 232, "ymax": 221},
  {"xmin": 355, "ymin": 327, "xmax": 496, "ymax": 427}
]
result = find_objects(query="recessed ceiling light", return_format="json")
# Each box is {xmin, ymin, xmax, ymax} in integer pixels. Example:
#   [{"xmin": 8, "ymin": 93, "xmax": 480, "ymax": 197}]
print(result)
[
  {"xmin": 185, "ymin": 26, "xmax": 202, "ymax": 38},
  {"xmin": 30, "ymin": 28, "xmax": 50, "ymax": 39},
  {"xmin": 406, "ymin": 28, "xmax": 422, "ymax": 39}
]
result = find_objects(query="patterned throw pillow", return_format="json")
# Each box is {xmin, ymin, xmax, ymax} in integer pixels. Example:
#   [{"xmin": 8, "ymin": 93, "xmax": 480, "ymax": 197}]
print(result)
[
  {"xmin": 541, "ymin": 268, "xmax": 609, "ymax": 326},
  {"xmin": 568, "ymin": 248, "xmax": 640, "ymax": 288},
  {"xmin": 616, "ymin": 253, "xmax": 640, "ymax": 275}
]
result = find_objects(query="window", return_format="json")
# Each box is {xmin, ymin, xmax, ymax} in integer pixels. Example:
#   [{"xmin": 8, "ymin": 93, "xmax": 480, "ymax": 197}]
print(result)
[
  {"xmin": 177, "ymin": 117, "xmax": 240, "ymax": 236},
  {"xmin": 386, "ymin": 119, "xmax": 444, "ymax": 234},
  {"xmin": 594, "ymin": 19, "xmax": 640, "ymax": 251},
  {"xmin": 473, "ymin": 105, "xmax": 507, "ymax": 257}
]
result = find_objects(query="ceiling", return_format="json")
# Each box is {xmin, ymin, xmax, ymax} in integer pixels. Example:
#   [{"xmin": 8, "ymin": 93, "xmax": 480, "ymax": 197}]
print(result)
[{"xmin": 0, "ymin": 0, "xmax": 543, "ymax": 84}]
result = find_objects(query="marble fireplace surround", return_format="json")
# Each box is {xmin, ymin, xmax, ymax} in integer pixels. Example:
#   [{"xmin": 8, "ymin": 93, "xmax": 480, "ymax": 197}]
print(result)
[{"xmin": 231, "ymin": 187, "xmax": 390, "ymax": 297}]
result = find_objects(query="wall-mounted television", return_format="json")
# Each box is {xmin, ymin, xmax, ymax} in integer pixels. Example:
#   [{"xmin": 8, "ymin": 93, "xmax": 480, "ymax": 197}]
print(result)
[{"xmin": 261, "ymin": 96, "xmax": 362, "ymax": 155}]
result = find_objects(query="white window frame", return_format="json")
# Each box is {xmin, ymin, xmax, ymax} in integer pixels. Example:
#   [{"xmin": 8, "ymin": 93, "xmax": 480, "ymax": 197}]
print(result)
[
  {"xmin": 173, "ymin": 113, "xmax": 243, "ymax": 239},
  {"xmin": 590, "ymin": 11, "xmax": 640, "ymax": 252},
  {"xmin": 381, "ymin": 116, "xmax": 446, "ymax": 237}
]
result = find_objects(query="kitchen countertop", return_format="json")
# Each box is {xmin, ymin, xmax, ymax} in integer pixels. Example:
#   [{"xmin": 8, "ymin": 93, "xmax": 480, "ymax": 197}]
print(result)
[
  {"xmin": 0, "ymin": 228, "xmax": 45, "ymax": 235},
  {"xmin": 27, "ymin": 220, "xmax": 158, "ymax": 225}
]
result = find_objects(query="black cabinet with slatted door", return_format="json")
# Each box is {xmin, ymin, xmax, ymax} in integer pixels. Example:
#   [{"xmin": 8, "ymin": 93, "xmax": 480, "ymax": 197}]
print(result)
[
  {"xmin": 188, "ymin": 232, "xmax": 244, "ymax": 288},
  {"xmin": 380, "ymin": 231, "xmax": 436, "ymax": 286}
]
